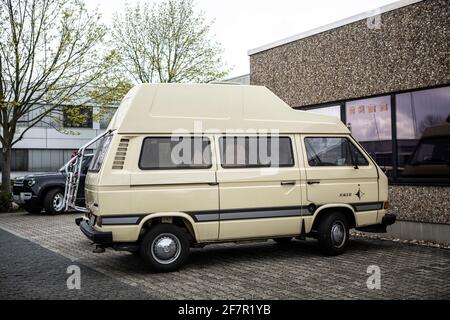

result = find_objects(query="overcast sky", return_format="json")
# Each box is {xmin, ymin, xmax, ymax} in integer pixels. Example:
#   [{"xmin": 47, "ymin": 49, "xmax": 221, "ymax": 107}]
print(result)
[{"xmin": 86, "ymin": 0, "xmax": 400, "ymax": 78}]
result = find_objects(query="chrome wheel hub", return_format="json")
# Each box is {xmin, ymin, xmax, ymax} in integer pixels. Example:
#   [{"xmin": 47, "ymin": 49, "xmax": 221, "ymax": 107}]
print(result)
[
  {"xmin": 331, "ymin": 221, "xmax": 346, "ymax": 248},
  {"xmin": 151, "ymin": 233, "xmax": 181, "ymax": 264},
  {"xmin": 53, "ymin": 193, "xmax": 64, "ymax": 211}
]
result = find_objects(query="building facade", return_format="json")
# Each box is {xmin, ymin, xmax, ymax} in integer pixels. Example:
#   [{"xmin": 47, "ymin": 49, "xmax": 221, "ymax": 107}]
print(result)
[
  {"xmin": 1, "ymin": 106, "xmax": 116, "ymax": 173},
  {"xmin": 249, "ymin": 0, "xmax": 450, "ymax": 241}
]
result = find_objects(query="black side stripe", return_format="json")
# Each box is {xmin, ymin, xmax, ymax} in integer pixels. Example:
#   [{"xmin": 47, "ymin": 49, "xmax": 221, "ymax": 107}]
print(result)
[
  {"xmin": 98, "ymin": 202, "xmax": 384, "ymax": 225},
  {"xmin": 351, "ymin": 202, "xmax": 384, "ymax": 212},
  {"xmin": 188, "ymin": 206, "xmax": 311, "ymax": 223},
  {"xmin": 101, "ymin": 215, "xmax": 147, "ymax": 226}
]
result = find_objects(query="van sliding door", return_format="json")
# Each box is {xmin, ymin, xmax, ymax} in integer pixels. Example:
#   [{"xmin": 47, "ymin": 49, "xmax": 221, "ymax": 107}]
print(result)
[{"xmin": 216, "ymin": 135, "xmax": 304, "ymax": 240}]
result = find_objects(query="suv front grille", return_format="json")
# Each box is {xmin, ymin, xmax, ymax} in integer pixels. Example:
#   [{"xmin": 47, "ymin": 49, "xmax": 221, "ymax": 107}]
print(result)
[{"xmin": 14, "ymin": 179, "xmax": 24, "ymax": 187}]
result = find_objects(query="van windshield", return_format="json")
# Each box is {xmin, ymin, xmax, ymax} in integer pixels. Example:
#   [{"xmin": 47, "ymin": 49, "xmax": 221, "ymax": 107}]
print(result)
[{"xmin": 89, "ymin": 134, "xmax": 113, "ymax": 172}]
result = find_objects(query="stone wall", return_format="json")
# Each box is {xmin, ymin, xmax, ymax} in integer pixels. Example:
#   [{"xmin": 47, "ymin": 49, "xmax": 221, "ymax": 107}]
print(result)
[
  {"xmin": 389, "ymin": 185, "xmax": 450, "ymax": 224},
  {"xmin": 250, "ymin": 0, "xmax": 450, "ymax": 107}
]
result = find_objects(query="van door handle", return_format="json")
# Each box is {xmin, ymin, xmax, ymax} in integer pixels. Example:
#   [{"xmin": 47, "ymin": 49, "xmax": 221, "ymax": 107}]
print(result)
[
  {"xmin": 281, "ymin": 181, "xmax": 296, "ymax": 186},
  {"xmin": 208, "ymin": 182, "xmax": 219, "ymax": 186},
  {"xmin": 307, "ymin": 181, "xmax": 321, "ymax": 185}
]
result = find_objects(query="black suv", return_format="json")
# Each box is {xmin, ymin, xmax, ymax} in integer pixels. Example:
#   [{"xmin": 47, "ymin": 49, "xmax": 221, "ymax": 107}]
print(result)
[{"xmin": 12, "ymin": 155, "xmax": 93, "ymax": 214}]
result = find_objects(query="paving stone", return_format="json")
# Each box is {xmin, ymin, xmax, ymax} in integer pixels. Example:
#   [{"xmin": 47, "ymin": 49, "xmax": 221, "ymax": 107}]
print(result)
[{"xmin": 0, "ymin": 211, "xmax": 449, "ymax": 300}]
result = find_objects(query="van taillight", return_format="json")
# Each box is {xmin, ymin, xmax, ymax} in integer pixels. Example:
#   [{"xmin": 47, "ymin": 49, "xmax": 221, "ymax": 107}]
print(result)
[
  {"xmin": 384, "ymin": 201, "xmax": 390, "ymax": 210},
  {"xmin": 97, "ymin": 216, "xmax": 102, "ymax": 227}
]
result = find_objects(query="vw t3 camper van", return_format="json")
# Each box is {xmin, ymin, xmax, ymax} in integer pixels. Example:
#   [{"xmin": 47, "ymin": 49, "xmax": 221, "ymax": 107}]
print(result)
[{"xmin": 75, "ymin": 83, "xmax": 395, "ymax": 272}]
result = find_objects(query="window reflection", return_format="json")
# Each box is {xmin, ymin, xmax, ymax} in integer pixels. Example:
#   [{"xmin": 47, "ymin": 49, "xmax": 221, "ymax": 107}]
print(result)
[
  {"xmin": 306, "ymin": 105, "xmax": 341, "ymax": 119},
  {"xmin": 345, "ymin": 96, "xmax": 392, "ymax": 173},
  {"xmin": 397, "ymin": 87, "xmax": 450, "ymax": 178}
]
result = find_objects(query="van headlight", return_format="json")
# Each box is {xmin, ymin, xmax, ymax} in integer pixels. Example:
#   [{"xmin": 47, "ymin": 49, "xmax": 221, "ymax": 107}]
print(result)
[{"xmin": 27, "ymin": 179, "xmax": 36, "ymax": 187}]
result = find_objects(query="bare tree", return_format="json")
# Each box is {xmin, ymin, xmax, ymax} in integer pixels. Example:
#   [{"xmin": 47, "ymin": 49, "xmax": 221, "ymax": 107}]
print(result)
[
  {"xmin": 0, "ymin": 0, "xmax": 113, "ymax": 196},
  {"xmin": 111, "ymin": 0, "xmax": 228, "ymax": 84}
]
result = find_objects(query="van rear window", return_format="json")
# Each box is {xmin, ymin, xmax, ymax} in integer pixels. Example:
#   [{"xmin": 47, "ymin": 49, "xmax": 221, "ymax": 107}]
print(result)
[
  {"xmin": 139, "ymin": 137, "xmax": 212, "ymax": 170},
  {"xmin": 89, "ymin": 135, "xmax": 113, "ymax": 172}
]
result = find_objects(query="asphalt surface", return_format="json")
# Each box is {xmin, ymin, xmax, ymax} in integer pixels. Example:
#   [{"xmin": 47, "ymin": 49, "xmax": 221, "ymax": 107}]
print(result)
[{"xmin": 0, "ymin": 229, "xmax": 153, "ymax": 300}]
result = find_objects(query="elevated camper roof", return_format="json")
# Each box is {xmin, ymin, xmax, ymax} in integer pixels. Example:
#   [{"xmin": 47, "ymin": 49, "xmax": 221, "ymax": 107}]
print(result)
[{"xmin": 109, "ymin": 83, "xmax": 349, "ymax": 135}]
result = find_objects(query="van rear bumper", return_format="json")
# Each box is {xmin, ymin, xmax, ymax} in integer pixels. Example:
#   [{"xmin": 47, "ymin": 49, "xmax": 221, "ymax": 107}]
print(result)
[
  {"xmin": 355, "ymin": 214, "xmax": 397, "ymax": 233},
  {"xmin": 76, "ymin": 218, "xmax": 113, "ymax": 245}
]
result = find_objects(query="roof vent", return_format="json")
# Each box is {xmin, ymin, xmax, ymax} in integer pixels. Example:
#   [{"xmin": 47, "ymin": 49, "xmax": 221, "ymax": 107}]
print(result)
[{"xmin": 112, "ymin": 138, "xmax": 129, "ymax": 170}]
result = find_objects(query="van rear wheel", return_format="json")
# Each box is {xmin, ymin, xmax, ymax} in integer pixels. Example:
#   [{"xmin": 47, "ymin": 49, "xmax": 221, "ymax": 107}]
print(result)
[
  {"xmin": 317, "ymin": 212, "xmax": 349, "ymax": 256},
  {"xmin": 140, "ymin": 224, "xmax": 190, "ymax": 272}
]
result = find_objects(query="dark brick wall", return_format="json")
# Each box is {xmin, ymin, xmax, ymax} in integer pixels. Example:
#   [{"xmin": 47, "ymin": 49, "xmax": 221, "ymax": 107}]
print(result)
[{"xmin": 250, "ymin": 0, "xmax": 450, "ymax": 108}]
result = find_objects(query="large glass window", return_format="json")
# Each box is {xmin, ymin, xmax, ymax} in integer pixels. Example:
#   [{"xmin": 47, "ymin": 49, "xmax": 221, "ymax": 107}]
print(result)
[
  {"xmin": 305, "ymin": 137, "xmax": 368, "ymax": 167},
  {"xmin": 305, "ymin": 86, "xmax": 450, "ymax": 184},
  {"xmin": 219, "ymin": 136, "xmax": 294, "ymax": 168},
  {"xmin": 63, "ymin": 106, "xmax": 93, "ymax": 128},
  {"xmin": 396, "ymin": 87, "xmax": 450, "ymax": 179},
  {"xmin": 139, "ymin": 137, "xmax": 212, "ymax": 170},
  {"xmin": 346, "ymin": 95, "xmax": 392, "ymax": 173},
  {"xmin": 306, "ymin": 105, "xmax": 341, "ymax": 120},
  {"xmin": 0, "ymin": 149, "xmax": 29, "ymax": 171}
]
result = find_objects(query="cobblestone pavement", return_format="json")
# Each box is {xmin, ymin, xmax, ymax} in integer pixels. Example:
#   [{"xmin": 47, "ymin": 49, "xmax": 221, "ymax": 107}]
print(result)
[
  {"xmin": 0, "ymin": 211, "xmax": 449, "ymax": 300},
  {"xmin": 0, "ymin": 229, "xmax": 154, "ymax": 300}
]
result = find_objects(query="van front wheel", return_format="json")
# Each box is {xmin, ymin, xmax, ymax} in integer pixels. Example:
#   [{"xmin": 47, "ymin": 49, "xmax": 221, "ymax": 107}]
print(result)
[
  {"xmin": 317, "ymin": 212, "xmax": 349, "ymax": 256},
  {"xmin": 140, "ymin": 224, "xmax": 190, "ymax": 272}
]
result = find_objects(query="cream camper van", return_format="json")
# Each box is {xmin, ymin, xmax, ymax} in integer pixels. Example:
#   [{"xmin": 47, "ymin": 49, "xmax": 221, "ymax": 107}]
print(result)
[{"xmin": 73, "ymin": 83, "xmax": 395, "ymax": 272}]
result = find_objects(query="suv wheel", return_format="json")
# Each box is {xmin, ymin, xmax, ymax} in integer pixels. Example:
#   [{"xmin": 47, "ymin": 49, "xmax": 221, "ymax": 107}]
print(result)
[
  {"xmin": 140, "ymin": 224, "xmax": 190, "ymax": 272},
  {"xmin": 43, "ymin": 188, "xmax": 65, "ymax": 215},
  {"xmin": 317, "ymin": 212, "xmax": 349, "ymax": 256}
]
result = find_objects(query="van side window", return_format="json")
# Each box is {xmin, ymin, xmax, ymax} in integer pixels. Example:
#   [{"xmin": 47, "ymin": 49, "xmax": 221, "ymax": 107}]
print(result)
[
  {"xmin": 139, "ymin": 137, "xmax": 212, "ymax": 170},
  {"xmin": 305, "ymin": 137, "xmax": 369, "ymax": 167},
  {"xmin": 219, "ymin": 136, "xmax": 294, "ymax": 168}
]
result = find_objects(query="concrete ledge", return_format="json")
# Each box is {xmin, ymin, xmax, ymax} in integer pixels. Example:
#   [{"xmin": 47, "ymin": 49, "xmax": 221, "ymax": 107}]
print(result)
[{"xmin": 369, "ymin": 220, "xmax": 450, "ymax": 244}]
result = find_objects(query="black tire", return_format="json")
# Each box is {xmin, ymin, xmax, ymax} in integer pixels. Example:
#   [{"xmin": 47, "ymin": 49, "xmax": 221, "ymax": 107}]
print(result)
[
  {"xmin": 140, "ymin": 224, "xmax": 190, "ymax": 273},
  {"xmin": 273, "ymin": 237, "xmax": 293, "ymax": 245},
  {"xmin": 317, "ymin": 212, "xmax": 350, "ymax": 256},
  {"xmin": 43, "ymin": 188, "xmax": 65, "ymax": 215},
  {"xmin": 23, "ymin": 206, "xmax": 42, "ymax": 214}
]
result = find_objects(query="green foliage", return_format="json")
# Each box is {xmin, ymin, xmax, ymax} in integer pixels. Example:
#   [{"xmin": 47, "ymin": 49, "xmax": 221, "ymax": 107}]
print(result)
[
  {"xmin": 0, "ymin": 0, "xmax": 114, "ymax": 193},
  {"xmin": 111, "ymin": 0, "xmax": 228, "ymax": 84}
]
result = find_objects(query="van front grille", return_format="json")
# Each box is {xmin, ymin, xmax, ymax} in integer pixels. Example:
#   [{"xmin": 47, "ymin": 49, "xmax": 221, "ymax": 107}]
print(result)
[{"xmin": 113, "ymin": 138, "xmax": 129, "ymax": 169}]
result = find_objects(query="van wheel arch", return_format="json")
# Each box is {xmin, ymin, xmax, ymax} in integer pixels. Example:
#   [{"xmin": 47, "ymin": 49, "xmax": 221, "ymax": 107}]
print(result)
[
  {"xmin": 140, "ymin": 215, "xmax": 197, "ymax": 245},
  {"xmin": 312, "ymin": 207, "xmax": 356, "ymax": 232}
]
